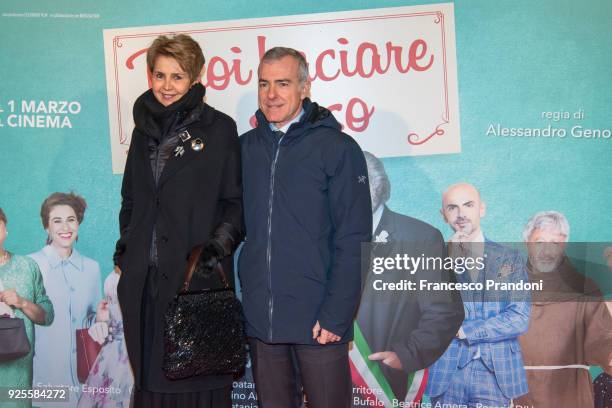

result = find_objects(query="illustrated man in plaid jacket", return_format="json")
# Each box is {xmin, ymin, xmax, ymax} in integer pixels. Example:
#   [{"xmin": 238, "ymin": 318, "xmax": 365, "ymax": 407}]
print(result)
[{"xmin": 426, "ymin": 183, "xmax": 531, "ymax": 408}]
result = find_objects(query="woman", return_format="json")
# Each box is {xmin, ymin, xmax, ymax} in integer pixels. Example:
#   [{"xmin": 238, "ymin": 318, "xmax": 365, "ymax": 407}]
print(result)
[
  {"xmin": 114, "ymin": 34, "xmax": 243, "ymax": 407},
  {"xmin": 77, "ymin": 266, "xmax": 133, "ymax": 407},
  {"xmin": 0, "ymin": 207, "xmax": 54, "ymax": 408},
  {"xmin": 29, "ymin": 192, "xmax": 102, "ymax": 405}
]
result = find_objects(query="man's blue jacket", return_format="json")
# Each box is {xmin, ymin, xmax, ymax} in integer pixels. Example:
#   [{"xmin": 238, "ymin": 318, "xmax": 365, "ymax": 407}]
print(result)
[{"xmin": 239, "ymin": 98, "xmax": 372, "ymax": 344}]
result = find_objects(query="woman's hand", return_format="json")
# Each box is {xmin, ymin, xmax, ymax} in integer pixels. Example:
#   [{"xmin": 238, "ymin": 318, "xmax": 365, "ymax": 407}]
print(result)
[
  {"xmin": 0, "ymin": 289, "xmax": 47, "ymax": 324},
  {"xmin": 0, "ymin": 289, "xmax": 25, "ymax": 309},
  {"xmin": 88, "ymin": 322, "xmax": 109, "ymax": 345},
  {"xmin": 195, "ymin": 240, "xmax": 225, "ymax": 278},
  {"xmin": 95, "ymin": 300, "xmax": 110, "ymax": 323},
  {"xmin": 0, "ymin": 301, "xmax": 14, "ymax": 317}
]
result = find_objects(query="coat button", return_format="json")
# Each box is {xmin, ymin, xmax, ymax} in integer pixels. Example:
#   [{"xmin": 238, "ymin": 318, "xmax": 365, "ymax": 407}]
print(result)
[
  {"xmin": 161, "ymin": 273, "xmax": 168, "ymax": 280},
  {"xmin": 161, "ymin": 236, "xmax": 169, "ymax": 243},
  {"xmin": 156, "ymin": 198, "xmax": 160, "ymax": 206}
]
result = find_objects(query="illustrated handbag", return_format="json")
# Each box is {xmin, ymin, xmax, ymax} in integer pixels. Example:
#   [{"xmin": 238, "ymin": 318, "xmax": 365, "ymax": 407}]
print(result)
[
  {"xmin": 163, "ymin": 245, "xmax": 247, "ymax": 380},
  {"xmin": 0, "ymin": 316, "xmax": 31, "ymax": 362},
  {"xmin": 76, "ymin": 315, "xmax": 102, "ymax": 383}
]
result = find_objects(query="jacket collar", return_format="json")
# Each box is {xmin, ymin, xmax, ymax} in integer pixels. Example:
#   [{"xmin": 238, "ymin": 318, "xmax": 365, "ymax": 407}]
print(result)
[
  {"xmin": 254, "ymin": 98, "xmax": 340, "ymax": 144},
  {"xmin": 42, "ymin": 245, "xmax": 83, "ymax": 270},
  {"xmin": 156, "ymin": 103, "xmax": 216, "ymax": 187},
  {"xmin": 133, "ymin": 83, "xmax": 206, "ymax": 142},
  {"xmin": 269, "ymin": 108, "xmax": 305, "ymax": 133}
]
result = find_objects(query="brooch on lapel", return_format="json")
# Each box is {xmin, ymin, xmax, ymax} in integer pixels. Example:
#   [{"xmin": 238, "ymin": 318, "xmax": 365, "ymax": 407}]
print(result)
[
  {"xmin": 174, "ymin": 130, "xmax": 192, "ymax": 157},
  {"xmin": 174, "ymin": 146, "xmax": 185, "ymax": 157},
  {"xmin": 178, "ymin": 130, "xmax": 192, "ymax": 142},
  {"xmin": 191, "ymin": 138, "xmax": 205, "ymax": 152}
]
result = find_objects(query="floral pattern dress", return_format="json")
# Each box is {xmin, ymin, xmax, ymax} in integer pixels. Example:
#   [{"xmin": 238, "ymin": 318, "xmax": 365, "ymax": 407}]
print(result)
[
  {"xmin": 77, "ymin": 272, "xmax": 133, "ymax": 407},
  {"xmin": 0, "ymin": 254, "xmax": 54, "ymax": 408}
]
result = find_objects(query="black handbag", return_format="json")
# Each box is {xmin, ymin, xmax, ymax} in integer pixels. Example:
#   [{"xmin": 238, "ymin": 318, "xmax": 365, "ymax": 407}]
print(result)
[
  {"xmin": 163, "ymin": 245, "xmax": 247, "ymax": 380},
  {"xmin": 0, "ymin": 316, "xmax": 31, "ymax": 362}
]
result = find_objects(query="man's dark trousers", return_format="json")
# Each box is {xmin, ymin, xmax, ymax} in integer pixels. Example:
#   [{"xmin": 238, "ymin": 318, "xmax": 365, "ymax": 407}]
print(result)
[{"xmin": 249, "ymin": 338, "xmax": 352, "ymax": 408}]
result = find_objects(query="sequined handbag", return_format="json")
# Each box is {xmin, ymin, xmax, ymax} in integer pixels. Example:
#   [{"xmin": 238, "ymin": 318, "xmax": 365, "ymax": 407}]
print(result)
[{"xmin": 162, "ymin": 245, "xmax": 247, "ymax": 380}]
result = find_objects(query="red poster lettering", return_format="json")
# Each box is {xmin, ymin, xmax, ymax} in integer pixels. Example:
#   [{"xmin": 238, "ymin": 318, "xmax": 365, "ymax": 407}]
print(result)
[{"xmin": 123, "ymin": 36, "xmax": 434, "ymax": 91}]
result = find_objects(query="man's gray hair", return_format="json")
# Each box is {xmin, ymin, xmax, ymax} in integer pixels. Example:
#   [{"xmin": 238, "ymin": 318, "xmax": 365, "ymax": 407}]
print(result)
[
  {"xmin": 363, "ymin": 151, "xmax": 390, "ymax": 204},
  {"xmin": 522, "ymin": 210, "xmax": 570, "ymax": 242},
  {"xmin": 261, "ymin": 47, "xmax": 309, "ymax": 85}
]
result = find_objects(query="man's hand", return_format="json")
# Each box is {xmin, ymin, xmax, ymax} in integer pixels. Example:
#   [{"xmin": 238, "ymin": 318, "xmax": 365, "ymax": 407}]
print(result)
[
  {"xmin": 368, "ymin": 351, "xmax": 403, "ymax": 370},
  {"xmin": 312, "ymin": 321, "xmax": 341, "ymax": 344}
]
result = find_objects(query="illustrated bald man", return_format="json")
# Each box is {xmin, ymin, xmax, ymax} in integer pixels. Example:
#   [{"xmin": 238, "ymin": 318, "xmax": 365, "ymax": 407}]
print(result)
[{"xmin": 426, "ymin": 183, "xmax": 531, "ymax": 408}]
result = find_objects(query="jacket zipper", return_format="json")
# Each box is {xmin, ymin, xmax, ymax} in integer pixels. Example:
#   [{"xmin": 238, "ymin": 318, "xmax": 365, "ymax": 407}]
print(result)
[{"xmin": 266, "ymin": 134, "xmax": 283, "ymax": 342}]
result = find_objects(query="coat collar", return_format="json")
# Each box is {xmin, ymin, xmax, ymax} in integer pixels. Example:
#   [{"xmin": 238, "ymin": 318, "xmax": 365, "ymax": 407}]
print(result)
[
  {"xmin": 42, "ymin": 245, "xmax": 83, "ymax": 270},
  {"xmin": 149, "ymin": 103, "xmax": 215, "ymax": 189},
  {"xmin": 254, "ymin": 98, "xmax": 340, "ymax": 145}
]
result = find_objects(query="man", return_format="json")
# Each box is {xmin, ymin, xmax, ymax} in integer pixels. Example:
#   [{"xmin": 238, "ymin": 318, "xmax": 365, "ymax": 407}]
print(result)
[
  {"xmin": 426, "ymin": 182, "xmax": 530, "ymax": 408},
  {"xmin": 351, "ymin": 152, "xmax": 463, "ymax": 406},
  {"xmin": 239, "ymin": 47, "xmax": 372, "ymax": 407},
  {"xmin": 515, "ymin": 211, "xmax": 612, "ymax": 408}
]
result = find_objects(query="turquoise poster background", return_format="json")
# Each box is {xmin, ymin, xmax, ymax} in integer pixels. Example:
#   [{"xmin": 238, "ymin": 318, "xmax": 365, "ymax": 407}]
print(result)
[
  {"xmin": 2, "ymin": 0, "xmax": 611, "ymax": 271},
  {"xmin": 0, "ymin": 0, "xmax": 610, "ymax": 405},
  {"xmin": 1, "ymin": 0, "xmax": 610, "ymax": 271}
]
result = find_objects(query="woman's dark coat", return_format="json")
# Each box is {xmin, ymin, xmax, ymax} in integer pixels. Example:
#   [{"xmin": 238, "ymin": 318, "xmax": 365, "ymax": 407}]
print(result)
[{"xmin": 115, "ymin": 89, "xmax": 243, "ymax": 392}]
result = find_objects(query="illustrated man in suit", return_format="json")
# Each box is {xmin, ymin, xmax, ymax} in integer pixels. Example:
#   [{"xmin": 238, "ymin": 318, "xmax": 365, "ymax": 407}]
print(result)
[
  {"xmin": 351, "ymin": 152, "xmax": 463, "ymax": 406},
  {"xmin": 426, "ymin": 182, "xmax": 531, "ymax": 408}
]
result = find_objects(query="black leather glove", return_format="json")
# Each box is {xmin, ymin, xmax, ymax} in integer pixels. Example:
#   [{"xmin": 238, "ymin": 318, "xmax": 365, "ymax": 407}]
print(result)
[
  {"xmin": 194, "ymin": 222, "xmax": 242, "ymax": 278},
  {"xmin": 194, "ymin": 239, "xmax": 226, "ymax": 278}
]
